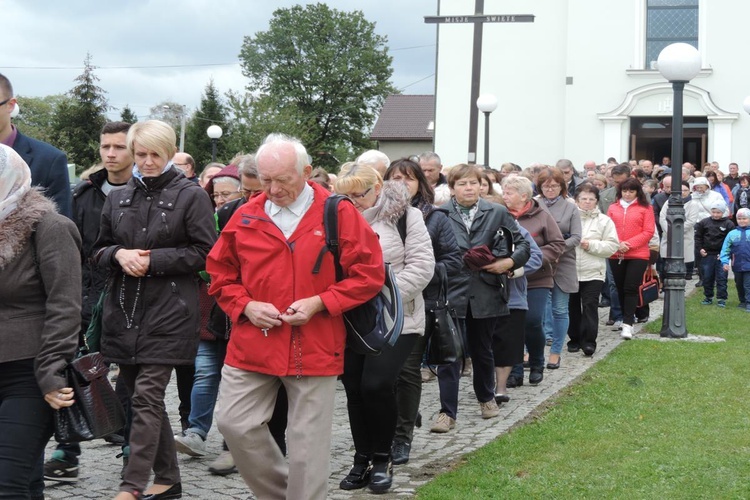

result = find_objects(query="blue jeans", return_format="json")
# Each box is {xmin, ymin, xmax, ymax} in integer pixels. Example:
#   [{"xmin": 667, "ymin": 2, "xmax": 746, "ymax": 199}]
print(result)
[
  {"xmin": 735, "ymin": 271, "xmax": 750, "ymax": 307},
  {"xmin": 511, "ymin": 288, "xmax": 549, "ymax": 379},
  {"xmin": 701, "ymin": 254, "xmax": 727, "ymax": 300},
  {"xmin": 187, "ymin": 340, "xmax": 227, "ymax": 438},
  {"xmin": 548, "ymin": 284, "xmax": 570, "ymax": 355}
]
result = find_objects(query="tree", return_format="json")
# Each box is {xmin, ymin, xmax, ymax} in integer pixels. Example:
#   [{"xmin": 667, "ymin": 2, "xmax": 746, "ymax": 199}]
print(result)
[
  {"xmin": 185, "ymin": 79, "xmax": 228, "ymax": 168},
  {"xmin": 52, "ymin": 53, "xmax": 109, "ymax": 173},
  {"xmin": 238, "ymin": 3, "xmax": 396, "ymax": 169},
  {"xmin": 120, "ymin": 104, "xmax": 138, "ymax": 124},
  {"xmin": 13, "ymin": 94, "xmax": 72, "ymax": 145}
]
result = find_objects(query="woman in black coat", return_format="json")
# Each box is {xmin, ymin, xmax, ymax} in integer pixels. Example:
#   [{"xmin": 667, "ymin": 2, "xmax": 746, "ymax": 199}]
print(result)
[
  {"xmin": 383, "ymin": 159, "xmax": 462, "ymax": 465},
  {"xmin": 94, "ymin": 120, "xmax": 216, "ymax": 500}
]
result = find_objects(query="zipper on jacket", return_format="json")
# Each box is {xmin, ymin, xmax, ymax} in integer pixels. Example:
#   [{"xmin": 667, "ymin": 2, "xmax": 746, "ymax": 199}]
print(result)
[
  {"xmin": 114, "ymin": 212, "xmax": 125, "ymax": 230},
  {"xmin": 161, "ymin": 212, "xmax": 170, "ymax": 234},
  {"xmin": 171, "ymin": 281, "xmax": 189, "ymax": 317}
]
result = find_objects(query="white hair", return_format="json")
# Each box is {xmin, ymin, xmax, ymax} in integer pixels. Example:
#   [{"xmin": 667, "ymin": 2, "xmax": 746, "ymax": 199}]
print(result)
[
  {"xmin": 256, "ymin": 133, "xmax": 309, "ymax": 174},
  {"xmin": 356, "ymin": 149, "xmax": 390, "ymax": 169}
]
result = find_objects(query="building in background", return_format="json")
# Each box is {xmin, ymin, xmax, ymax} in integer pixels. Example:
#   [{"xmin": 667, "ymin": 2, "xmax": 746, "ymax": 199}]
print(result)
[
  {"xmin": 370, "ymin": 94, "xmax": 434, "ymax": 161},
  {"xmin": 431, "ymin": 0, "xmax": 748, "ymax": 170}
]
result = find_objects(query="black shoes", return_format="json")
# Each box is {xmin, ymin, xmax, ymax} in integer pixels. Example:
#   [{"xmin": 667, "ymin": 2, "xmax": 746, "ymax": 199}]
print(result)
[
  {"xmin": 340, "ymin": 453, "xmax": 371, "ymax": 490},
  {"xmin": 369, "ymin": 453, "xmax": 393, "ymax": 493},
  {"xmin": 142, "ymin": 483, "xmax": 182, "ymax": 500},
  {"xmin": 529, "ymin": 368, "xmax": 544, "ymax": 385},
  {"xmin": 494, "ymin": 393, "xmax": 510, "ymax": 405},
  {"xmin": 567, "ymin": 343, "xmax": 580, "ymax": 353},
  {"xmin": 546, "ymin": 360, "xmax": 561, "ymax": 370},
  {"xmin": 582, "ymin": 345, "xmax": 596, "ymax": 357},
  {"xmin": 506, "ymin": 375, "xmax": 523, "ymax": 388},
  {"xmin": 391, "ymin": 441, "xmax": 411, "ymax": 465}
]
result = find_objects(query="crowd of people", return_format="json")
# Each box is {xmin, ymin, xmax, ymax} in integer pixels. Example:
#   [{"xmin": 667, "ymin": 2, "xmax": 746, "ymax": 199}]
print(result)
[{"xmin": 3, "ymin": 67, "xmax": 748, "ymax": 498}]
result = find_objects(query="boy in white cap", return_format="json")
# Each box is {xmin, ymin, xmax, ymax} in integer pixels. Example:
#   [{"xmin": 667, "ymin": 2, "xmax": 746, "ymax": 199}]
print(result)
[{"xmin": 695, "ymin": 200, "xmax": 734, "ymax": 306}]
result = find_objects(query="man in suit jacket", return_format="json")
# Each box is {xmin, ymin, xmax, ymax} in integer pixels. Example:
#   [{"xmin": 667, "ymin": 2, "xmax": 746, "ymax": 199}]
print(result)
[{"xmin": 0, "ymin": 73, "xmax": 72, "ymax": 218}]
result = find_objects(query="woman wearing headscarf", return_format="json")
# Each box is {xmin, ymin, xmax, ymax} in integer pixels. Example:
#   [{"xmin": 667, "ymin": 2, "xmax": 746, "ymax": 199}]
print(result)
[
  {"xmin": 334, "ymin": 164, "xmax": 434, "ymax": 493},
  {"xmin": 93, "ymin": 120, "xmax": 216, "ymax": 500},
  {"xmin": 0, "ymin": 144, "xmax": 81, "ymax": 497}
]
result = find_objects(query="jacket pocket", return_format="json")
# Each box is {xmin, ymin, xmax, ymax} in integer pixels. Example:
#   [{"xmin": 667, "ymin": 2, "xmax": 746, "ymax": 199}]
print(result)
[{"xmin": 171, "ymin": 281, "xmax": 190, "ymax": 318}]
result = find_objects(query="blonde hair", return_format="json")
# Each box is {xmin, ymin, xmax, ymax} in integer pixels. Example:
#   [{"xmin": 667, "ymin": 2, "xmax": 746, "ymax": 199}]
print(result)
[
  {"xmin": 127, "ymin": 120, "xmax": 176, "ymax": 162},
  {"xmin": 334, "ymin": 162, "xmax": 382, "ymax": 194}
]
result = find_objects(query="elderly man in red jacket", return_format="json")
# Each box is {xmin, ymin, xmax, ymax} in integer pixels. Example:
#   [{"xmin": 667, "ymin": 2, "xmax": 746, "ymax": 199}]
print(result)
[{"xmin": 206, "ymin": 133, "xmax": 384, "ymax": 500}]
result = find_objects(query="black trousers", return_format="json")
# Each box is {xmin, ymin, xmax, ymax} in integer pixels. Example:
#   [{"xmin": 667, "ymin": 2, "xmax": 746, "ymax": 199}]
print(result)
[
  {"xmin": 568, "ymin": 280, "xmax": 603, "ymax": 351},
  {"xmin": 394, "ymin": 334, "xmax": 426, "ymax": 445},
  {"xmin": 464, "ymin": 306, "xmax": 500, "ymax": 404},
  {"xmin": 609, "ymin": 259, "xmax": 649, "ymax": 326},
  {"xmin": 174, "ymin": 364, "xmax": 195, "ymax": 430},
  {"xmin": 341, "ymin": 334, "xmax": 416, "ymax": 456},
  {"xmin": 0, "ymin": 359, "xmax": 54, "ymax": 499}
]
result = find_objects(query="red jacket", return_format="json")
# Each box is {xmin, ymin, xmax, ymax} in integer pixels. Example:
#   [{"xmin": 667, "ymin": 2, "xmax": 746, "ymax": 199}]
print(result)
[
  {"xmin": 206, "ymin": 182, "xmax": 384, "ymax": 377},
  {"xmin": 607, "ymin": 201, "xmax": 654, "ymax": 260}
]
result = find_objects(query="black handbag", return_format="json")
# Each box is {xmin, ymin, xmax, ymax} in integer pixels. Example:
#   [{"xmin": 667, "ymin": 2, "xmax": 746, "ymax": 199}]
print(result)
[
  {"xmin": 53, "ymin": 352, "xmax": 126, "ymax": 442},
  {"xmin": 425, "ymin": 267, "xmax": 464, "ymax": 366}
]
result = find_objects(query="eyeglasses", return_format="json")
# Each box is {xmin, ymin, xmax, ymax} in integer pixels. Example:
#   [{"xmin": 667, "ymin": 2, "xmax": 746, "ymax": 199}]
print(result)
[
  {"xmin": 542, "ymin": 184, "xmax": 561, "ymax": 190},
  {"xmin": 346, "ymin": 187, "xmax": 372, "ymax": 200},
  {"xmin": 0, "ymin": 98, "xmax": 12, "ymax": 107},
  {"xmin": 213, "ymin": 191, "xmax": 240, "ymax": 200}
]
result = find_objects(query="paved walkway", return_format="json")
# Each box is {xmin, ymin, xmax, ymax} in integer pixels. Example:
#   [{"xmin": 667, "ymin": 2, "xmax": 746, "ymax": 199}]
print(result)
[{"xmin": 44, "ymin": 294, "xmax": 683, "ymax": 499}]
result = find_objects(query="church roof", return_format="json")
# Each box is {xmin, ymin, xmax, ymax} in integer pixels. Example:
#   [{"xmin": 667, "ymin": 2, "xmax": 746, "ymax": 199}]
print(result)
[{"xmin": 371, "ymin": 94, "xmax": 434, "ymax": 141}]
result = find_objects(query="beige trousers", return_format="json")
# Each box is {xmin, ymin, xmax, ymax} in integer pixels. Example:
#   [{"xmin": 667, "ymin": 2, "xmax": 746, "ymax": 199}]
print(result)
[{"xmin": 216, "ymin": 365, "xmax": 337, "ymax": 500}]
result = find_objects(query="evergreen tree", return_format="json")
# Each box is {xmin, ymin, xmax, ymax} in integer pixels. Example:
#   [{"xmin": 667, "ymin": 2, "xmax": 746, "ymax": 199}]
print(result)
[
  {"xmin": 185, "ymin": 79, "xmax": 228, "ymax": 168},
  {"xmin": 52, "ymin": 53, "xmax": 108, "ymax": 173},
  {"xmin": 120, "ymin": 104, "xmax": 138, "ymax": 124}
]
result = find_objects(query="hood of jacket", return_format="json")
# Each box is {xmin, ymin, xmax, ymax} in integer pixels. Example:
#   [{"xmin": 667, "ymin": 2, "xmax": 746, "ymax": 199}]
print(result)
[
  {"xmin": 0, "ymin": 189, "xmax": 56, "ymax": 271},
  {"xmin": 364, "ymin": 180, "xmax": 411, "ymax": 225}
]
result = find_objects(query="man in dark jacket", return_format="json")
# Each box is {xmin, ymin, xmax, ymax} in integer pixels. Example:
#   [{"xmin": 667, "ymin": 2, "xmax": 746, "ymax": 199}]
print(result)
[
  {"xmin": 0, "ymin": 73, "xmax": 72, "ymax": 218},
  {"xmin": 44, "ymin": 121, "xmax": 134, "ymax": 483}
]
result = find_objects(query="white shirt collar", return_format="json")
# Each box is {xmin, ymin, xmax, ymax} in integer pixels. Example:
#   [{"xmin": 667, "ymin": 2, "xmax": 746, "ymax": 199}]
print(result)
[{"xmin": 267, "ymin": 183, "xmax": 313, "ymax": 216}]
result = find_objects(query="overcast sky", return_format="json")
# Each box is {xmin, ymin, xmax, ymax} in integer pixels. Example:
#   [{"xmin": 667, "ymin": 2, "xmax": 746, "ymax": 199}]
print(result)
[{"xmin": 3, "ymin": 0, "xmax": 439, "ymax": 121}]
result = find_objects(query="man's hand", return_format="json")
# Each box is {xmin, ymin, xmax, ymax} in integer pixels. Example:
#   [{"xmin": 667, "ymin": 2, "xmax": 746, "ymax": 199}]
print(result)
[
  {"xmin": 115, "ymin": 249, "xmax": 151, "ymax": 277},
  {"xmin": 243, "ymin": 301, "xmax": 283, "ymax": 330},
  {"xmin": 481, "ymin": 257, "xmax": 514, "ymax": 275},
  {"xmin": 280, "ymin": 296, "xmax": 325, "ymax": 326}
]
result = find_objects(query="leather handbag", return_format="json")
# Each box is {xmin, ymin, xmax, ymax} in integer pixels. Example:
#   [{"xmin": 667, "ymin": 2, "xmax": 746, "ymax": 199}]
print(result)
[
  {"xmin": 53, "ymin": 352, "xmax": 126, "ymax": 442},
  {"xmin": 638, "ymin": 266, "xmax": 660, "ymax": 308},
  {"xmin": 425, "ymin": 267, "xmax": 464, "ymax": 366}
]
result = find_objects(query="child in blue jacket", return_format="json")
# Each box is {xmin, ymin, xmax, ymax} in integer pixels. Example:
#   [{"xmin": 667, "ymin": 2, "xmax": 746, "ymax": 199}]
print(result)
[{"xmin": 720, "ymin": 208, "xmax": 750, "ymax": 310}]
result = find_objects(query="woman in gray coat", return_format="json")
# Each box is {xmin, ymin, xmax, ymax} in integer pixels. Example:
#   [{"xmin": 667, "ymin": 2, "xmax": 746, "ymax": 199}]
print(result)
[
  {"xmin": 0, "ymin": 145, "xmax": 81, "ymax": 497},
  {"xmin": 535, "ymin": 168, "xmax": 581, "ymax": 369},
  {"xmin": 94, "ymin": 121, "xmax": 216, "ymax": 500}
]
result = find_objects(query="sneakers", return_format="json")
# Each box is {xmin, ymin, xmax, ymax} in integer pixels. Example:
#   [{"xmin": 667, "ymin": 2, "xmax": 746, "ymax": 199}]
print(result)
[
  {"xmin": 479, "ymin": 400, "xmax": 500, "ymax": 419},
  {"xmin": 174, "ymin": 430, "xmax": 207, "ymax": 457},
  {"xmin": 717, "ymin": 300, "xmax": 726, "ymax": 308},
  {"xmin": 613, "ymin": 320, "xmax": 623, "ymax": 329},
  {"xmin": 391, "ymin": 441, "xmax": 411, "ymax": 465},
  {"xmin": 621, "ymin": 324, "xmax": 633, "ymax": 340},
  {"xmin": 700, "ymin": 298, "xmax": 713, "ymax": 305},
  {"xmin": 208, "ymin": 450, "xmax": 237, "ymax": 476},
  {"xmin": 430, "ymin": 412, "xmax": 456, "ymax": 433},
  {"xmin": 43, "ymin": 452, "xmax": 79, "ymax": 482}
]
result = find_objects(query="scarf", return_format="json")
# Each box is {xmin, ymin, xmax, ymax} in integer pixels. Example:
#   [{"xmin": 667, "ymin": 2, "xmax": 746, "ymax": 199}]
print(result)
[
  {"xmin": 0, "ymin": 144, "xmax": 31, "ymax": 223},
  {"xmin": 452, "ymin": 197, "xmax": 478, "ymax": 232},
  {"xmin": 542, "ymin": 195, "xmax": 562, "ymax": 207},
  {"xmin": 508, "ymin": 200, "xmax": 533, "ymax": 219},
  {"xmin": 132, "ymin": 161, "xmax": 175, "ymax": 189},
  {"xmin": 411, "ymin": 193, "xmax": 434, "ymax": 220}
]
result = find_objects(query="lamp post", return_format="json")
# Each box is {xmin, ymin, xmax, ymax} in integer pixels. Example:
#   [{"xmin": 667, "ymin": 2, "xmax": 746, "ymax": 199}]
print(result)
[
  {"xmin": 656, "ymin": 42, "xmax": 701, "ymax": 338},
  {"xmin": 476, "ymin": 94, "xmax": 498, "ymax": 168},
  {"xmin": 207, "ymin": 125, "xmax": 223, "ymax": 162},
  {"xmin": 163, "ymin": 104, "xmax": 187, "ymax": 152}
]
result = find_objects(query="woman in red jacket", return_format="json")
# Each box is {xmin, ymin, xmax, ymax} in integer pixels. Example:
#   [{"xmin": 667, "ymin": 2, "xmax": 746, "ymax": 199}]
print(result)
[{"xmin": 607, "ymin": 178, "xmax": 655, "ymax": 340}]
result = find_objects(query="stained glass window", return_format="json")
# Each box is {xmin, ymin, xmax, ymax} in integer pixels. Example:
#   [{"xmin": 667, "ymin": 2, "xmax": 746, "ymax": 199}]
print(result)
[{"xmin": 646, "ymin": 0, "xmax": 699, "ymax": 67}]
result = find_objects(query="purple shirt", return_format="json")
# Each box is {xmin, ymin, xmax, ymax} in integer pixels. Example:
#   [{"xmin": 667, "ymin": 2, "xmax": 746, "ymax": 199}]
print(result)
[{"xmin": 1, "ymin": 125, "xmax": 18, "ymax": 147}]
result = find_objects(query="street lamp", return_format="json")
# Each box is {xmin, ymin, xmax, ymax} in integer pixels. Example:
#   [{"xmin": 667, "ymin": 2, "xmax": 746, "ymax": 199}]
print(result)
[
  {"xmin": 207, "ymin": 125, "xmax": 223, "ymax": 162},
  {"xmin": 476, "ymin": 94, "xmax": 498, "ymax": 168},
  {"xmin": 163, "ymin": 104, "xmax": 187, "ymax": 152},
  {"xmin": 656, "ymin": 42, "xmax": 701, "ymax": 338}
]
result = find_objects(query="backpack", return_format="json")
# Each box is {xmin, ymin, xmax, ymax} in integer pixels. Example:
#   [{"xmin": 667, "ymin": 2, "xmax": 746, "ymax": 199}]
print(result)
[{"xmin": 317, "ymin": 194, "xmax": 405, "ymax": 355}]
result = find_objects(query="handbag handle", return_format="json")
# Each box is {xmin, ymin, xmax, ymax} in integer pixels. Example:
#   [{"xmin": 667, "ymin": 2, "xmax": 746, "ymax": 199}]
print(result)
[{"xmin": 435, "ymin": 265, "xmax": 449, "ymax": 307}]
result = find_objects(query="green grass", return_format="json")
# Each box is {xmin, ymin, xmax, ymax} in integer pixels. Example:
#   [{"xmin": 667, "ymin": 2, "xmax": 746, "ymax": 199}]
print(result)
[{"xmin": 417, "ymin": 285, "xmax": 750, "ymax": 499}]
